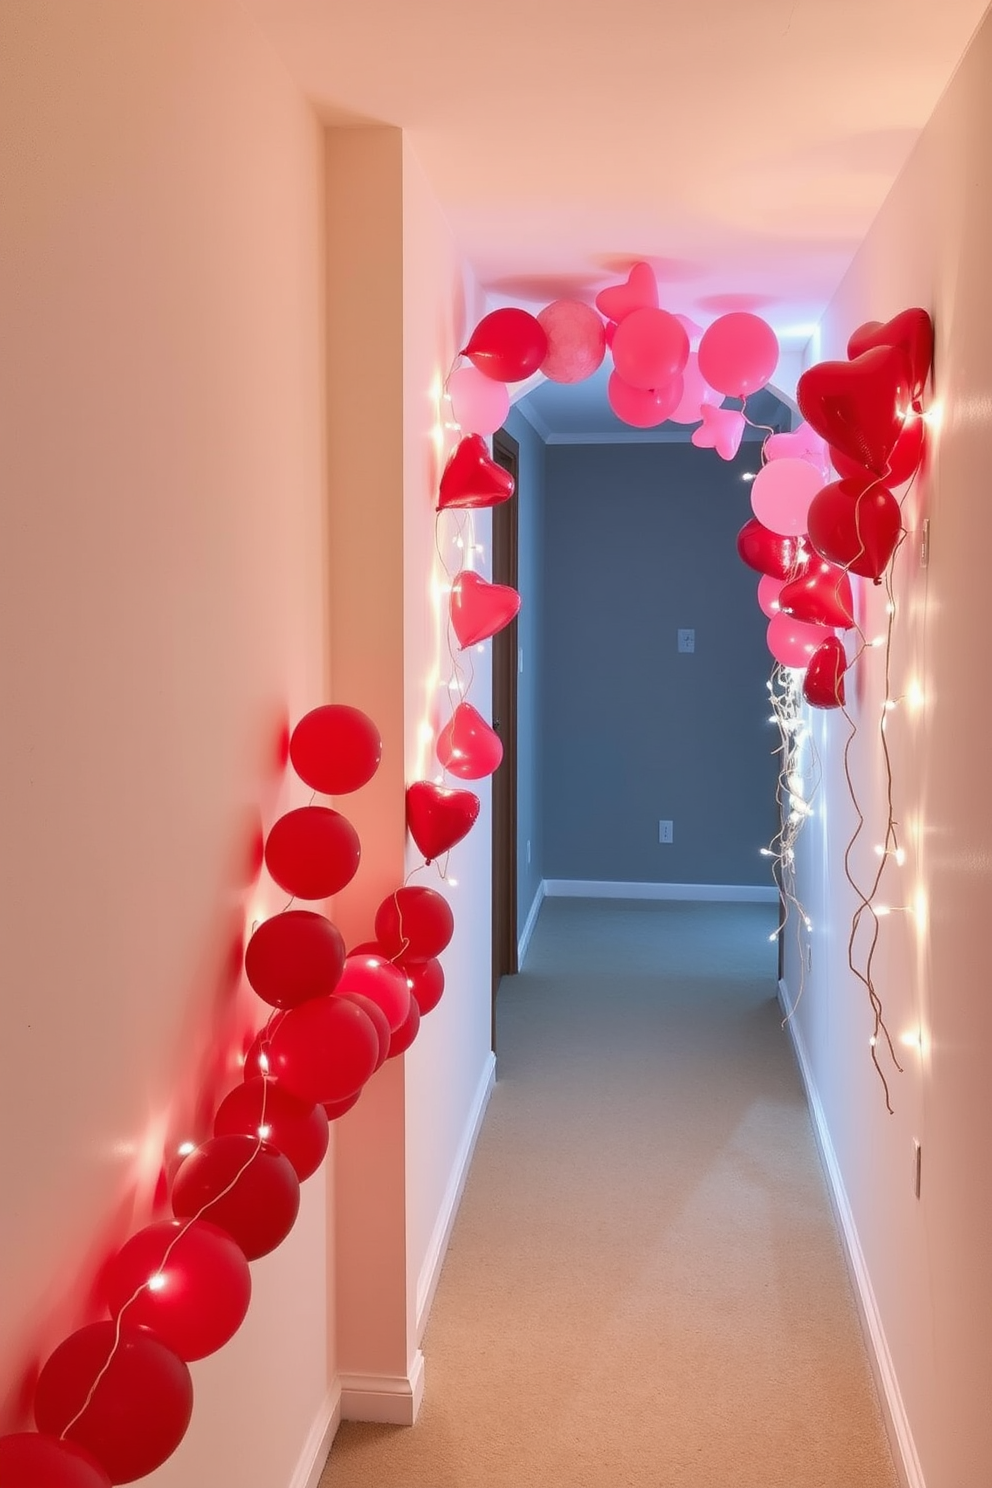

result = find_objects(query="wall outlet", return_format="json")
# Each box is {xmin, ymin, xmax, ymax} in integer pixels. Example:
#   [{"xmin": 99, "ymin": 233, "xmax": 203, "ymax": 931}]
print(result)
[
  {"xmin": 659, "ymin": 819, "xmax": 674, "ymax": 844},
  {"xmin": 678, "ymin": 628, "xmax": 695, "ymax": 653}
]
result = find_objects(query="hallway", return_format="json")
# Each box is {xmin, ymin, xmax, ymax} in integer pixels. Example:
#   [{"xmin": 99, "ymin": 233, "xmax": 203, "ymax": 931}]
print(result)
[{"xmin": 323, "ymin": 898, "xmax": 896, "ymax": 1487}]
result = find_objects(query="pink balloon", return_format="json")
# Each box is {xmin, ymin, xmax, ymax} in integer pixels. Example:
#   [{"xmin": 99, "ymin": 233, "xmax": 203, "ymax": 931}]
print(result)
[
  {"xmin": 447, "ymin": 366, "xmax": 509, "ymax": 436},
  {"xmin": 750, "ymin": 457, "xmax": 823, "ymax": 536},
  {"xmin": 757, "ymin": 574, "xmax": 786, "ymax": 618},
  {"xmin": 690, "ymin": 404, "xmax": 746, "ymax": 460},
  {"xmin": 607, "ymin": 371, "xmax": 683, "ymax": 428},
  {"xmin": 612, "ymin": 308, "xmax": 689, "ymax": 391},
  {"xmin": 764, "ymin": 421, "xmax": 830, "ymax": 477},
  {"xmin": 537, "ymin": 301, "xmax": 606, "ymax": 383},
  {"xmin": 668, "ymin": 352, "xmax": 723, "ymax": 424},
  {"xmin": 698, "ymin": 312, "xmax": 779, "ymax": 396},
  {"xmin": 767, "ymin": 611, "xmax": 831, "ymax": 668}
]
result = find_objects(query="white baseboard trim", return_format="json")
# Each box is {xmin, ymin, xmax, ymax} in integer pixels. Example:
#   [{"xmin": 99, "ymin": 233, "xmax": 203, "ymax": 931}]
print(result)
[
  {"xmin": 338, "ymin": 1351, "xmax": 425, "ymax": 1426},
  {"xmin": 544, "ymin": 878, "xmax": 777, "ymax": 903},
  {"xmin": 290, "ymin": 1383, "xmax": 341, "ymax": 1488},
  {"xmin": 416, "ymin": 1051, "xmax": 496, "ymax": 1340},
  {"xmin": 778, "ymin": 978, "xmax": 925, "ymax": 1488},
  {"xmin": 517, "ymin": 880, "xmax": 545, "ymax": 965}
]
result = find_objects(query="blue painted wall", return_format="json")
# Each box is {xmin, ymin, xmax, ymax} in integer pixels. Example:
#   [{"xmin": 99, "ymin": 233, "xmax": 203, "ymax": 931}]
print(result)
[{"xmin": 540, "ymin": 440, "xmax": 780, "ymax": 887}]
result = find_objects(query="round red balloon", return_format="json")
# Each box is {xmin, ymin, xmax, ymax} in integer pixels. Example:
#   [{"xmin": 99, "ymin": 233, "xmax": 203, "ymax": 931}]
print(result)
[
  {"xmin": 214, "ymin": 1077, "xmax": 329, "ymax": 1181},
  {"xmin": 289, "ymin": 705, "xmax": 381, "ymax": 794},
  {"xmin": 245, "ymin": 910, "xmax": 346, "ymax": 1009},
  {"xmin": 34, "ymin": 1322, "xmax": 192, "ymax": 1484},
  {"xmin": 402, "ymin": 956, "xmax": 445, "ymax": 1015},
  {"xmin": 375, "ymin": 886, "xmax": 454, "ymax": 961},
  {"xmin": 104, "ymin": 1218, "xmax": 251, "ymax": 1361},
  {"xmin": 0, "ymin": 1433, "xmax": 112, "ymax": 1488},
  {"xmin": 334, "ymin": 952, "xmax": 411, "ymax": 1031},
  {"xmin": 698, "ymin": 312, "xmax": 779, "ymax": 396},
  {"xmin": 265, "ymin": 993, "xmax": 379, "ymax": 1105},
  {"xmin": 264, "ymin": 806, "xmax": 360, "ymax": 900},
  {"xmin": 172, "ymin": 1135, "xmax": 300, "ymax": 1260},
  {"xmin": 735, "ymin": 517, "xmax": 803, "ymax": 579},
  {"xmin": 337, "ymin": 991, "xmax": 391, "ymax": 1068},
  {"xmin": 462, "ymin": 308, "xmax": 548, "ymax": 382},
  {"xmin": 612, "ymin": 308, "xmax": 689, "ymax": 391},
  {"xmin": 806, "ymin": 479, "xmax": 902, "ymax": 580},
  {"xmin": 323, "ymin": 1089, "xmax": 363, "ymax": 1121},
  {"xmin": 607, "ymin": 370, "xmax": 683, "ymax": 428},
  {"xmin": 388, "ymin": 996, "xmax": 421, "ymax": 1059}
]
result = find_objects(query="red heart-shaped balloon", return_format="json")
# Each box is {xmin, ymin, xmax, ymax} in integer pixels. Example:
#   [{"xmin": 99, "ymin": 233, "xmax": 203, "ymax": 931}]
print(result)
[
  {"xmin": 847, "ymin": 308, "xmax": 933, "ymax": 408},
  {"xmin": 806, "ymin": 479, "xmax": 902, "ymax": 580},
  {"xmin": 735, "ymin": 517, "xmax": 803, "ymax": 579},
  {"xmin": 797, "ymin": 345, "xmax": 913, "ymax": 477},
  {"xmin": 438, "ymin": 435, "xmax": 515, "ymax": 511},
  {"xmin": 436, "ymin": 701, "xmax": 503, "ymax": 779},
  {"xmin": 803, "ymin": 636, "xmax": 848, "ymax": 709},
  {"xmin": 449, "ymin": 570, "xmax": 520, "ymax": 648},
  {"xmin": 405, "ymin": 781, "xmax": 480, "ymax": 863},
  {"xmin": 594, "ymin": 261, "xmax": 659, "ymax": 323},
  {"xmin": 829, "ymin": 412, "xmax": 925, "ymax": 487},
  {"xmin": 778, "ymin": 557, "xmax": 855, "ymax": 629}
]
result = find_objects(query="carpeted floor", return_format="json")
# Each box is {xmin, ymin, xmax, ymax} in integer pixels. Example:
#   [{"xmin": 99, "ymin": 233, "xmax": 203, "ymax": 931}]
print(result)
[{"xmin": 321, "ymin": 897, "xmax": 898, "ymax": 1487}]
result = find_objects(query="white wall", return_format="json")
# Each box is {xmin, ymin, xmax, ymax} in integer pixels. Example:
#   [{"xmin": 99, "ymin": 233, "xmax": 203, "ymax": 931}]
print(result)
[
  {"xmin": 785, "ymin": 11, "xmax": 992, "ymax": 1486},
  {"xmin": 0, "ymin": 3, "xmax": 334, "ymax": 1484}
]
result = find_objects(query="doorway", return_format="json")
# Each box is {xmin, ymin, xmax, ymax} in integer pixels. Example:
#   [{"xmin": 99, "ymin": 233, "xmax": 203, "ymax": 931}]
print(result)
[{"xmin": 490, "ymin": 428, "xmax": 519, "ymax": 1051}]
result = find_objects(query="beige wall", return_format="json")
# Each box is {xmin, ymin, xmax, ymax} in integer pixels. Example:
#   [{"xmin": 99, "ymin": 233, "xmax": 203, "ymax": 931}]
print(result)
[
  {"xmin": 786, "ymin": 10, "xmax": 992, "ymax": 1486},
  {"xmin": 0, "ymin": 3, "xmax": 334, "ymax": 1483}
]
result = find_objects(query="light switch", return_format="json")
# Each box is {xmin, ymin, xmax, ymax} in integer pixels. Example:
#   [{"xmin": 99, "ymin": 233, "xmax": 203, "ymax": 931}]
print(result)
[{"xmin": 678, "ymin": 628, "xmax": 695, "ymax": 653}]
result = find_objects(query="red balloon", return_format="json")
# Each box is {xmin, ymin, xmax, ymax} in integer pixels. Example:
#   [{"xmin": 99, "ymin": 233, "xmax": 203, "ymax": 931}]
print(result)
[
  {"xmin": 829, "ymin": 412, "xmax": 925, "ymax": 487},
  {"xmin": 375, "ymin": 886, "xmax": 454, "ymax": 961},
  {"xmin": 406, "ymin": 781, "xmax": 480, "ymax": 862},
  {"xmin": 214, "ymin": 1077, "xmax": 329, "ymax": 1181},
  {"xmin": 338, "ymin": 991, "xmax": 391, "ymax": 1068},
  {"xmin": 698, "ymin": 312, "xmax": 779, "ymax": 396},
  {"xmin": 778, "ymin": 558, "xmax": 855, "ymax": 629},
  {"xmin": 34, "ymin": 1323, "xmax": 192, "ymax": 1484},
  {"xmin": 806, "ymin": 479, "xmax": 902, "ymax": 580},
  {"xmin": 333, "ymin": 952, "xmax": 411, "ymax": 1032},
  {"xmin": 323, "ymin": 1089, "xmax": 362, "ymax": 1121},
  {"xmin": 104, "ymin": 1219, "xmax": 251, "ymax": 1361},
  {"xmin": 797, "ymin": 346, "xmax": 913, "ymax": 476},
  {"xmin": 449, "ymin": 570, "xmax": 520, "ymax": 648},
  {"xmin": 265, "ymin": 993, "xmax": 379, "ymax": 1105},
  {"xmin": 401, "ymin": 955, "xmax": 445, "ymax": 1015},
  {"xmin": 387, "ymin": 996, "xmax": 421, "ymax": 1059},
  {"xmin": 607, "ymin": 370, "xmax": 683, "ymax": 428},
  {"xmin": 0, "ymin": 1434, "xmax": 112, "ymax": 1488},
  {"xmin": 245, "ymin": 910, "xmax": 345, "ymax": 1009},
  {"xmin": 436, "ymin": 701, "xmax": 503, "ymax": 779},
  {"xmin": 437, "ymin": 434, "xmax": 515, "ymax": 511},
  {"xmin": 172, "ymin": 1135, "xmax": 300, "ymax": 1260},
  {"xmin": 803, "ymin": 636, "xmax": 848, "ymax": 709},
  {"xmin": 462, "ymin": 308, "xmax": 548, "ymax": 382},
  {"xmin": 847, "ymin": 308, "xmax": 933, "ymax": 407},
  {"xmin": 735, "ymin": 517, "xmax": 803, "ymax": 579},
  {"xmin": 264, "ymin": 806, "xmax": 360, "ymax": 900},
  {"xmin": 612, "ymin": 308, "xmax": 689, "ymax": 391},
  {"xmin": 289, "ymin": 705, "xmax": 381, "ymax": 794}
]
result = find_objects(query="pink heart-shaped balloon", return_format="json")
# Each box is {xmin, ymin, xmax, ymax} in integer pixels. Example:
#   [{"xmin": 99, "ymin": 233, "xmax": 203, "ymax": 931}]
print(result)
[
  {"xmin": 436, "ymin": 702, "xmax": 503, "ymax": 779},
  {"xmin": 803, "ymin": 636, "xmax": 848, "ymax": 709},
  {"xmin": 847, "ymin": 308, "xmax": 933, "ymax": 408},
  {"xmin": 594, "ymin": 262, "xmax": 659, "ymax": 323},
  {"xmin": 449, "ymin": 571, "xmax": 521, "ymax": 649},
  {"xmin": 806, "ymin": 479, "xmax": 902, "ymax": 581},
  {"xmin": 763, "ymin": 422, "xmax": 831, "ymax": 477},
  {"xmin": 691, "ymin": 403, "xmax": 746, "ymax": 460},
  {"xmin": 438, "ymin": 435, "xmax": 515, "ymax": 511},
  {"xmin": 405, "ymin": 781, "xmax": 480, "ymax": 864},
  {"xmin": 778, "ymin": 557, "xmax": 855, "ymax": 629},
  {"xmin": 797, "ymin": 346, "xmax": 913, "ymax": 477}
]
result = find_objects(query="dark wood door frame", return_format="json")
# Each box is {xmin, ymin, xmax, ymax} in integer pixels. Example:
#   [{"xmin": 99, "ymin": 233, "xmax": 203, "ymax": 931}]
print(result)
[{"xmin": 490, "ymin": 429, "xmax": 519, "ymax": 1052}]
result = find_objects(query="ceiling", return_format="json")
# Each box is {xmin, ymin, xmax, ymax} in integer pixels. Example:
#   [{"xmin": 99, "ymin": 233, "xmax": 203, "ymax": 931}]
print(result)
[{"xmin": 244, "ymin": 0, "xmax": 988, "ymax": 434}]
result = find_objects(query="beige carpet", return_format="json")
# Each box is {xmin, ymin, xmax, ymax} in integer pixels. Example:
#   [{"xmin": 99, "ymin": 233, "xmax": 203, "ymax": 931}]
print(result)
[{"xmin": 321, "ymin": 898, "xmax": 898, "ymax": 1488}]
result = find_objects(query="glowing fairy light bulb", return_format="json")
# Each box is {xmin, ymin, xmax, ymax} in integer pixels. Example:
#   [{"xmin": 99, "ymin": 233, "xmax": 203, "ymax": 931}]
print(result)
[
  {"xmin": 258, "ymin": 1124, "xmax": 272, "ymax": 1139},
  {"xmin": 147, "ymin": 1272, "xmax": 167, "ymax": 1292},
  {"xmin": 177, "ymin": 1142, "xmax": 196, "ymax": 1157}
]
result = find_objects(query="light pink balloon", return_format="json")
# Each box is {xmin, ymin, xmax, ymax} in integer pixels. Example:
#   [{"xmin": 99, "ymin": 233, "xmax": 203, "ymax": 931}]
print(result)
[
  {"xmin": 448, "ymin": 366, "xmax": 510, "ymax": 436},
  {"xmin": 537, "ymin": 300, "xmax": 607, "ymax": 383},
  {"xmin": 750, "ymin": 457, "xmax": 823, "ymax": 536},
  {"xmin": 608, "ymin": 371, "xmax": 683, "ymax": 428},
  {"xmin": 668, "ymin": 352, "xmax": 723, "ymax": 424},
  {"xmin": 697, "ymin": 312, "xmax": 779, "ymax": 396},
  {"xmin": 764, "ymin": 422, "xmax": 830, "ymax": 478},
  {"xmin": 767, "ymin": 611, "xmax": 832, "ymax": 669},
  {"xmin": 612, "ymin": 308, "xmax": 689, "ymax": 391},
  {"xmin": 757, "ymin": 574, "xmax": 786, "ymax": 618},
  {"xmin": 690, "ymin": 404, "xmax": 746, "ymax": 460}
]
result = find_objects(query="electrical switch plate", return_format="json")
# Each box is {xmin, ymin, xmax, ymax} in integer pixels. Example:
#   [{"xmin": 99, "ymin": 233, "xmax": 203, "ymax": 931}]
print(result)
[
  {"xmin": 659, "ymin": 820, "xmax": 674, "ymax": 844},
  {"xmin": 678, "ymin": 628, "xmax": 695, "ymax": 653}
]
